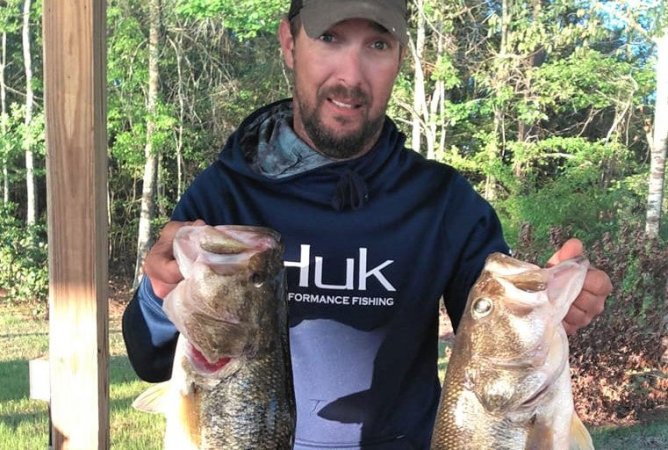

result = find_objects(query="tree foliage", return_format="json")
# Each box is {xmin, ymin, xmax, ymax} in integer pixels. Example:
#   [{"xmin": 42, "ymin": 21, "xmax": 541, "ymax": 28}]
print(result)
[
  {"xmin": 175, "ymin": 0, "xmax": 285, "ymax": 39},
  {"xmin": 0, "ymin": 0, "xmax": 665, "ymax": 305}
]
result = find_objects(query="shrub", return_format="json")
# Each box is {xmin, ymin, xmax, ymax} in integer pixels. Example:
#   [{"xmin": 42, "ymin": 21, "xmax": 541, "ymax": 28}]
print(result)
[
  {"xmin": 0, "ymin": 203, "xmax": 49, "ymax": 304},
  {"xmin": 514, "ymin": 222, "xmax": 668, "ymax": 425},
  {"xmin": 494, "ymin": 138, "xmax": 643, "ymax": 255}
]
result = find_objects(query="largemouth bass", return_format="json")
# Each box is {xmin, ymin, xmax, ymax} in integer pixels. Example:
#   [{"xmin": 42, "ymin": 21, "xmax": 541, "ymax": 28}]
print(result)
[
  {"xmin": 133, "ymin": 225, "xmax": 296, "ymax": 450},
  {"xmin": 431, "ymin": 253, "xmax": 594, "ymax": 450}
]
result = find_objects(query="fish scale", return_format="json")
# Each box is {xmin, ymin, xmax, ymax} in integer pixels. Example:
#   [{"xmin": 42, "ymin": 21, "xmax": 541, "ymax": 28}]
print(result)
[{"xmin": 200, "ymin": 352, "xmax": 295, "ymax": 449}]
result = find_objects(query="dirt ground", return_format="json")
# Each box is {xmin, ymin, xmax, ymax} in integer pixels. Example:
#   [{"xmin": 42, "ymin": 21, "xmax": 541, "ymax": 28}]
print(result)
[{"xmin": 108, "ymin": 276, "xmax": 133, "ymax": 327}]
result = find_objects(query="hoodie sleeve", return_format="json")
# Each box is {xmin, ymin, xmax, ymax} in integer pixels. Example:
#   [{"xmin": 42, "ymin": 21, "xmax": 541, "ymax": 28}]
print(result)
[{"xmin": 122, "ymin": 276, "xmax": 179, "ymax": 382}]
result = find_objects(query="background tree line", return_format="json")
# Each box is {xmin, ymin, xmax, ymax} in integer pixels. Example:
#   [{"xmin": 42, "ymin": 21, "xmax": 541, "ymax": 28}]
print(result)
[{"xmin": 0, "ymin": 0, "xmax": 665, "ymax": 300}]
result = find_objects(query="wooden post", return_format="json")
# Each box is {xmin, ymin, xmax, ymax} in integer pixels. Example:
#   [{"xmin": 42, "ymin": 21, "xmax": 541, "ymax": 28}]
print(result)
[
  {"xmin": 29, "ymin": 357, "xmax": 50, "ymax": 402},
  {"xmin": 43, "ymin": 0, "xmax": 109, "ymax": 448}
]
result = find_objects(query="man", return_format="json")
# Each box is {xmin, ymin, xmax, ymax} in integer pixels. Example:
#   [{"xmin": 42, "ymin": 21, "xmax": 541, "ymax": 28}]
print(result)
[{"xmin": 122, "ymin": 1, "xmax": 612, "ymax": 448}]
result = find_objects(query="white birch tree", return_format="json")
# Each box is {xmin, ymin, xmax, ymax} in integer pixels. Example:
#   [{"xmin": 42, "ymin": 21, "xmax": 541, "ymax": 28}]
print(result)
[
  {"xmin": 134, "ymin": 0, "xmax": 161, "ymax": 285},
  {"xmin": 22, "ymin": 0, "xmax": 35, "ymax": 224},
  {"xmin": 1, "ymin": 25, "xmax": 8, "ymax": 205},
  {"xmin": 592, "ymin": 0, "xmax": 667, "ymax": 238},
  {"xmin": 407, "ymin": 0, "xmax": 448, "ymax": 159},
  {"xmin": 646, "ymin": 30, "xmax": 668, "ymax": 238}
]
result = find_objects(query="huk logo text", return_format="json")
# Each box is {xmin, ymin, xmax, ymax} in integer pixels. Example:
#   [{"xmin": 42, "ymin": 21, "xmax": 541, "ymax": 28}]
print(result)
[{"xmin": 284, "ymin": 245, "xmax": 396, "ymax": 292}]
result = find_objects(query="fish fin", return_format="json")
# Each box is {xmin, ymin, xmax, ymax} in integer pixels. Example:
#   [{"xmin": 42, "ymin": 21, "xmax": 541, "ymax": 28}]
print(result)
[
  {"xmin": 132, "ymin": 381, "xmax": 172, "ymax": 414},
  {"xmin": 163, "ymin": 382, "xmax": 201, "ymax": 449},
  {"xmin": 569, "ymin": 412, "xmax": 595, "ymax": 450},
  {"xmin": 178, "ymin": 384, "xmax": 201, "ymax": 448}
]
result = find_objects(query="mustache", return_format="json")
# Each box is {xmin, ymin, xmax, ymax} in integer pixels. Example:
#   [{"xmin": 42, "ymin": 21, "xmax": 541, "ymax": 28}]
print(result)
[{"xmin": 321, "ymin": 85, "xmax": 370, "ymax": 105}]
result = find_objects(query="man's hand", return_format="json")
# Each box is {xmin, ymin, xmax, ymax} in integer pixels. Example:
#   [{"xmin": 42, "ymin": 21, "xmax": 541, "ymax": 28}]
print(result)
[
  {"xmin": 547, "ymin": 238, "xmax": 612, "ymax": 335},
  {"xmin": 144, "ymin": 220, "xmax": 205, "ymax": 299}
]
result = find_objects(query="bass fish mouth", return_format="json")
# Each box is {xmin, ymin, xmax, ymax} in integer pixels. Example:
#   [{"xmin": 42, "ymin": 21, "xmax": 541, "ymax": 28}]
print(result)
[
  {"xmin": 519, "ymin": 383, "xmax": 550, "ymax": 408},
  {"xmin": 187, "ymin": 342, "xmax": 232, "ymax": 375}
]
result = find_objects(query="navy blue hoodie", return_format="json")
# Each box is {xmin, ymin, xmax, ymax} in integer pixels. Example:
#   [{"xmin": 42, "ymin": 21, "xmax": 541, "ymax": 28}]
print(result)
[{"xmin": 123, "ymin": 99, "xmax": 509, "ymax": 449}]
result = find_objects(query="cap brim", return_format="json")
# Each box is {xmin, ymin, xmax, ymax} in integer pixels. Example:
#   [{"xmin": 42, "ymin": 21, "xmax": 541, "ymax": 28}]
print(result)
[{"xmin": 300, "ymin": 0, "xmax": 408, "ymax": 46}]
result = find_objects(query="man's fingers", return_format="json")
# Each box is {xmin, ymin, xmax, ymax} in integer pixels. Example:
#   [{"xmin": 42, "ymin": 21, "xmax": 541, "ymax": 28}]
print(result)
[
  {"xmin": 547, "ymin": 239, "xmax": 612, "ymax": 335},
  {"xmin": 142, "ymin": 220, "xmax": 206, "ymax": 299},
  {"xmin": 547, "ymin": 238, "xmax": 584, "ymax": 267},
  {"xmin": 563, "ymin": 300, "xmax": 592, "ymax": 335},
  {"xmin": 583, "ymin": 268, "xmax": 613, "ymax": 298},
  {"xmin": 159, "ymin": 219, "xmax": 203, "ymax": 241},
  {"xmin": 145, "ymin": 255, "xmax": 182, "ymax": 285},
  {"xmin": 563, "ymin": 321, "xmax": 578, "ymax": 336},
  {"xmin": 563, "ymin": 269, "xmax": 611, "ymax": 335}
]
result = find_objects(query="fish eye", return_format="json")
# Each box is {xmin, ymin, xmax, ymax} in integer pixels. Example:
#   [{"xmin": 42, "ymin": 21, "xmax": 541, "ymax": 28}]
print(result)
[
  {"xmin": 472, "ymin": 297, "xmax": 493, "ymax": 317},
  {"xmin": 250, "ymin": 272, "xmax": 265, "ymax": 287}
]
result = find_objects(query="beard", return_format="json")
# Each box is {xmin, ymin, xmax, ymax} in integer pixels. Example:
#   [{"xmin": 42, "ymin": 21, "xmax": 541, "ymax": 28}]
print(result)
[{"xmin": 295, "ymin": 84, "xmax": 386, "ymax": 160}]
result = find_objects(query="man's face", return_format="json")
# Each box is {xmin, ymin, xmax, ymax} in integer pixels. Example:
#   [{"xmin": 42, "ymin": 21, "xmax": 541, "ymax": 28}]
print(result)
[{"xmin": 279, "ymin": 18, "xmax": 404, "ymax": 159}]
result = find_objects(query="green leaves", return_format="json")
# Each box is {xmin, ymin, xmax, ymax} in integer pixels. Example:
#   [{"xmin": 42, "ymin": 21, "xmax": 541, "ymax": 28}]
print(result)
[
  {"xmin": 0, "ymin": 203, "xmax": 48, "ymax": 303},
  {"xmin": 175, "ymin": 0, "xmax": 284, "ymax": 39},
  {"xmin": 432, "ymin": 55, "xmax": 460, "ymax": 89},
  {"xmin": 496, "ymin": 138, "xmax": 641, "ymax": 247},
  {"xmin": 531, "ymin": 49, "xmax": 644, "ymax": 112},
  {"xmin": 0, "ymin": 0, "xmax": 23, "ymax": 34}
]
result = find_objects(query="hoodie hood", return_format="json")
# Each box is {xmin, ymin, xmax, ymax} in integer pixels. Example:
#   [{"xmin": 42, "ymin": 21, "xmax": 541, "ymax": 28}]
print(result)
[{"xmin": 217, "ymin": 99, "xmax": 407, "ymax": 211}]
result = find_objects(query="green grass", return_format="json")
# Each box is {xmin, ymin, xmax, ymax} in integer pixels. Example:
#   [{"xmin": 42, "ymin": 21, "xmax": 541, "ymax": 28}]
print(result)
[
  {"xmin": 0, "ymin": 303, "xmax": 164, "ymax": 449},
  {"xmin": 1, "ymin": 304, "xmax": 667, "ymax": 449},
  {"xmin": 591, "ymin": 419, "xmax": 668, "ymax": 450}
]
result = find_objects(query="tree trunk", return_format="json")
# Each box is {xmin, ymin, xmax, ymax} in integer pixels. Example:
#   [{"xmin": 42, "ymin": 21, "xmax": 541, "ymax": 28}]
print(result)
[
  {"xmin": 22, "ymin": 0, "xmax": 36, "ymax": 224},
  {"xmin": 513, "ymin": 0, "xmax": 546, "ymax": 182},
  {"xmin": 435, "ymin": 32, "xmax": 446, "ymax": 157},
  {"xmin": 424, "ymin": 27, "xmax": 443, "ymax": 160},
  {"xmin": 411, "ymin": 0, "xmax": 426, "ymax": 155},
  {"xmin": 171, "ymin": 35, "xmax": 185, "ymax": 198},
  {"xmin": 645, "ymin": 32, "xmax": 668, "ymax": 239},
  {"xmin": 485, "ymin": 110, "xmax": 503, "ymax": 201},
  {"xmin": 133, "ymin": 0, "xmax": 161, "ymax": 286},
  {"xmin": 485, "ymin": 0, "xmax": 511, "ymax": 201},
  {"xmin": 1, "ymin": 30, "xmax": 8, "ymax": 205}
]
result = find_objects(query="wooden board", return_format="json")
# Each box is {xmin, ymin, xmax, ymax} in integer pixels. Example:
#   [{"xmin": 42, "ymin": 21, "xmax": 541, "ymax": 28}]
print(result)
[{"xmin": 43, "ymin": 0, "xmax": 109, "ymax": 448}]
